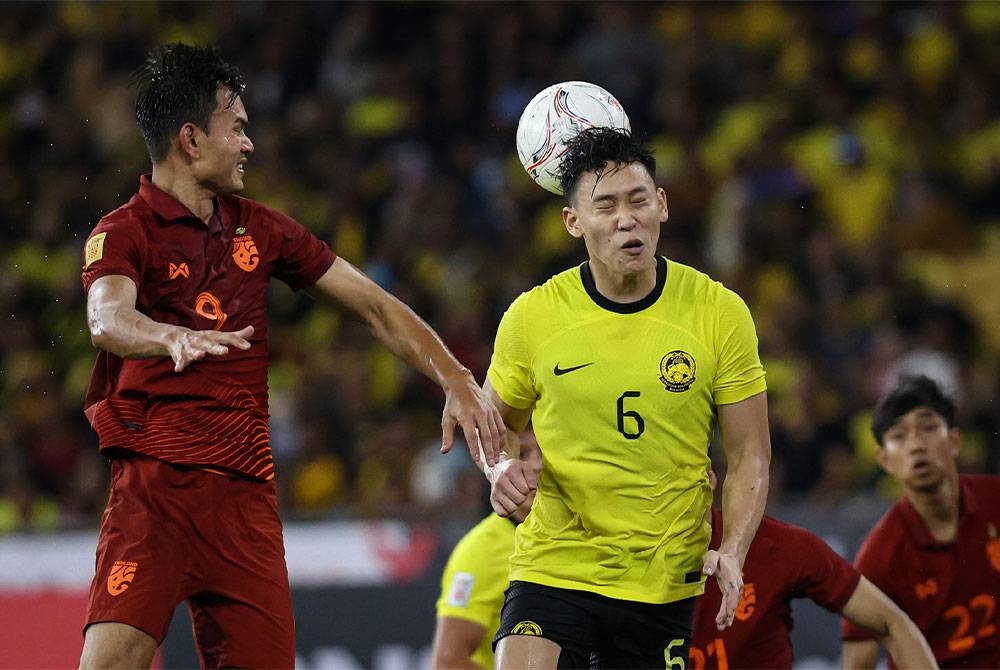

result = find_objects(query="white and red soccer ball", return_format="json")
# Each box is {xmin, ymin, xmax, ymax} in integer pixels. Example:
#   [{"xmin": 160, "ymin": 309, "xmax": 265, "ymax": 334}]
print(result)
[{"xmin": 516, "ymin": 81, "xmax": 631, "ymax": 195}]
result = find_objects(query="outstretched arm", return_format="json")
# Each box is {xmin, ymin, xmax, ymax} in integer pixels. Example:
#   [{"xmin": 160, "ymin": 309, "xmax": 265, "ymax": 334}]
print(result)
[
  {"xmin": 705, "ymin": 391, "xmax": 770, "ymax": 630},
  {"xmin": 309, "ymin": 257, "xmax": 505, "ymax": 465},
  {"xmin": 841, "ymin": 577, "xmax": 936, "ymax": 669},
  {"xmin": 87, "ymin": 274, "xmax": 253, "ymax": 372}
]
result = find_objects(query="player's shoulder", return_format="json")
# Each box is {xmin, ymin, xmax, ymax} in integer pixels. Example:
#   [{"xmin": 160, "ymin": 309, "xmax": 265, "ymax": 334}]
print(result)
[
  {"xmin": 509, "ymin": 264, "xmax": 586, "ymax": 312},
  {"xmin": 857, "ymin": 502, "xmax": 910, "ymax": 558},
  {"xmin": 95, "ymin": 194, "xmax": 153, "ymax": 233},
  {"xmin": 757, "ymin": 514, "xmax": 830, "ymax": 552},
  {"xmin": 961, "ymin": 473, "xmax": 1000, "ymax": 498},
  {"xmin": 219, "ymin": 193, "xmax": 297, "ymax": 228},
  {"xmin": 447, "ymin": 515, "xmax": 516, "ymax": 568},
  {"xmin": 666, "ymin": 258, "xmax": 749, "ymax": 309}
]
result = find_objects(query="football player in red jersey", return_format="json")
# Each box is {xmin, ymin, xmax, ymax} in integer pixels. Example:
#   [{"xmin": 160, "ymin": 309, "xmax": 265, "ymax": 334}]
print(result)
[
  {"xmin": 842, "ymin": 375, "xmax": 1000, "ymax": 668},
  {"xmin": 78, "ymin": 43, "xmax": 504, "ymax": 669},
  {"xmin": 691, "ymin": 471, "xmax": 936, "ymax": 669}
]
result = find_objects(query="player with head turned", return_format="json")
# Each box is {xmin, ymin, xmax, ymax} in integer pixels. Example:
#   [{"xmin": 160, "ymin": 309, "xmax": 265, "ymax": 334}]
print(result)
[
  {"xmin": 690, "ymin": 470, "xmax": 936, "ymax": 669},
  {"xmin": 483, "ymin": 126, "xmax": 772, "ymax": 669},
  {"xmin": 77, "ymin": 43, "xmax": 504, "ymax": 669},
  {"xmin": 841, "ymin": 375, "xmax": 1000, "ymax": 669},
  {"xmin": 431, "ymin": 431, "xmax": 542, "ymax": 670}
]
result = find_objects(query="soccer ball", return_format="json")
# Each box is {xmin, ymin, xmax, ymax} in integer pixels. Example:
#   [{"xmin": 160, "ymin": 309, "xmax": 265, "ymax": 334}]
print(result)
[{"xmin": 516, "ymin": 81, "xmax": 631, "ymax": 195}]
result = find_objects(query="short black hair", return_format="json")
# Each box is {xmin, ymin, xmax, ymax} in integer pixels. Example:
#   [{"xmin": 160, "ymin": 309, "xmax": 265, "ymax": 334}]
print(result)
[
  {"xmin": 871, "ymin": 375, "xmax": 957, "ymax": 446},
  {"xmin": 557, "ymin": 127, "xmax": 656, "ymax": 202},
  {"xmin": 132, "ymin": 43, "xmax": 245, "ymax": 162}
]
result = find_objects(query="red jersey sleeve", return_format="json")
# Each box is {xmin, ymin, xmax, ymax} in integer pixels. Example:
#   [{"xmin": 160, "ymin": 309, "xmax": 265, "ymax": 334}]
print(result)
[
  {"xmin": 258, "ymin": 205, "xmax": 336, "ymax": 291},
  {"xmin": 81, "ymin": 209, "xmax": 147, "ymax": 293},
  {"xmin": 785, "ymin": 522, "xmax": 861, "ymax": 612}
]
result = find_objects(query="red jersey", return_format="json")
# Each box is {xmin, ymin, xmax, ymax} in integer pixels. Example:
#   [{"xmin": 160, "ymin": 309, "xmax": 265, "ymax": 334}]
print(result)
[
  {"xmin": 81, "ymin": 175, "xmax": 336, "ymax": 480},
  {"xmin": 842, "ymin": 474, "xmax": 1000, "ymax": 669},
  {"xmin": 691, "ymin": 510, "xmax": 860, "ymax": 669}
]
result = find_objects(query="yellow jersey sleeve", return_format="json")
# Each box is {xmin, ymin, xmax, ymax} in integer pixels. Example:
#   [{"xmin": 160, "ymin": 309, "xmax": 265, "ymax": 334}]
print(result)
[
  {"xmin": 435, "ymin": 515, "xmax": 516, "ymax": 670},
  {"xmin": 712, "ymin": 285, "xmax": 767, "ymax": 405}
]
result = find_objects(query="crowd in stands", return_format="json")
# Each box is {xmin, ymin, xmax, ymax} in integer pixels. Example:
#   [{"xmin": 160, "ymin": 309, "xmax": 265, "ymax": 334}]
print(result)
[{"xmin": 1, "ymin": 1, "xmax": 998, "ymax": 533}]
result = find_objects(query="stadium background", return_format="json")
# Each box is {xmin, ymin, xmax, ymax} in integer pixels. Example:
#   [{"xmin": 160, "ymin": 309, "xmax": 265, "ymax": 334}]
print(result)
[{"xmin": 0, "ymin": 2, "xmax": 998, "ymax": 667}]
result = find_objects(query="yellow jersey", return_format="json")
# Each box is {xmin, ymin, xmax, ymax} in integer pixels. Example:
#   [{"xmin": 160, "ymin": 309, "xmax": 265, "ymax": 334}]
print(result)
[
  {"xmin": 487, "ymin": 257, "xmax": 766, "ymax": 604},
  {"xmin": 436, "ymin": 514, "xmax": 516, "ymax": 669}
]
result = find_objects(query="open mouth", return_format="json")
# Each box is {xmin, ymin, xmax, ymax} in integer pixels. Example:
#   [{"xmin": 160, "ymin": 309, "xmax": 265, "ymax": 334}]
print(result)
[
  {"xmin": 911, "ymin": 459, "xmax": 930, "ymax": 475},
  {"xmin": 622, "ymin": 239, "xmax": 643, "ymax": 253}
]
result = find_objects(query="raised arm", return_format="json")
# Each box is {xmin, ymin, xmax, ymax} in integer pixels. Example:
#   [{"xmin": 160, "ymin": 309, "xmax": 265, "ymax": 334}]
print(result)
[
  {"xmin": 840, "ymin": 576, "xmax": 936, "ymax": 669},
  {"xmin": 308, "ymin": 256, "xmax": 504, "ymax": 465},
  {"xmin": 87, "ymin": 274, "xmax": 253, "ymax": 372},
  {"xmin": 705, "ymin": 391, "xmax": 770, "ymax": 629}
]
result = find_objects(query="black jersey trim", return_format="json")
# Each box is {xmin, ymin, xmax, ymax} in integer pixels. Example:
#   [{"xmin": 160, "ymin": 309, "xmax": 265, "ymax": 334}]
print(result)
[{"xmin": 579, "ymin": 256, "xmax": 667, "ymax": 314}]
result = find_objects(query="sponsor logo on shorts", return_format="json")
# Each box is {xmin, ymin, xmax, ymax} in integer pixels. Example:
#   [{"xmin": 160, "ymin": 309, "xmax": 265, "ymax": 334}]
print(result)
[
  {"xmin": 658, "ymin": 350, "xmax": 696, "ymax": 392},
  {"xmin": 511, "ymin": 620, "xmax": 542, "ymax": 636},
  {"xmin": 107, "ymin": 560, "xmax": 138, "ymax": 596}
]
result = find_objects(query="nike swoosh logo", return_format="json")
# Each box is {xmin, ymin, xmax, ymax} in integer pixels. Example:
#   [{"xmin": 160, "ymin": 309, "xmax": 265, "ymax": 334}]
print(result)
[{"xmin": 553, "ymin": 362, "xmax": 594, "ymax": 376}]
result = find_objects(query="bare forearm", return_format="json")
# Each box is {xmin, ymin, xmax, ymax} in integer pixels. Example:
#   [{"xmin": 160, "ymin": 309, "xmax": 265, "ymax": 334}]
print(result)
[
  {"xmin": 718, "ymin": 449, "xmax": 768, "ymax": 562},
  {"xmin": 88, "ymin": 303, "xmax": 182, "ymax": 359},
  {"xmin": 365, "ymin": 292, "xmax": 470, "ymax": 388},
  {"xmin": 842, "ymin": 640, "xmax": 881, "ymax": 670},
  {"xmin": 880, "ymin": 618, "xmax": 938, "ymax": 669}
]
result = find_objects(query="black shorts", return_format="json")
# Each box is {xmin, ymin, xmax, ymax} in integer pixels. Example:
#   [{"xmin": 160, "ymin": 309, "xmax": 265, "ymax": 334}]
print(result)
[{"xmin": 494, "ymin": 580, "xmax": 695, "ymax": 670}]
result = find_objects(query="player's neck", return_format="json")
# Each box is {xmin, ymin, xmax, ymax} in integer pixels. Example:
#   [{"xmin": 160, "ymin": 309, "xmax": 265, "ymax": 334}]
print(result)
[
  {"xmin": 151, "ymin": 162, "xmax": 216, "ymax": 224},
  {"xmin": 907, "ymin": 472, "xmax": 961, "ymax": 543},
  {"xmin": 588, "ymin": 260, "xmax": 657, "ymax": 303}
]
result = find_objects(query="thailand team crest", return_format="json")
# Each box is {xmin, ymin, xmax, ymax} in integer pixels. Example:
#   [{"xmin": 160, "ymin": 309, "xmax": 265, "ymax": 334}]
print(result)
[
  {"xmin": 107, "ymin": 560, "xmax": 138, "ymax": 596},
  {"xmin": 658, "ymin": 350, "xmax": 696, "ymax": 392},
  {"xmin": 232, "ymin": 234, "xmax": 260, "ymax": 272}
]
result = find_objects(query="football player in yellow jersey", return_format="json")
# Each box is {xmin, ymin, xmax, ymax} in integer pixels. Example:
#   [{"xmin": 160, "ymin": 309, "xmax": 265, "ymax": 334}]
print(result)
[
  {"xmin": 431, "ymin": 432, "xmax": 542, "ymax": 670},
  {"xmin": 483, "ymin": 127, "xmax": 772, "ymax": 670}
]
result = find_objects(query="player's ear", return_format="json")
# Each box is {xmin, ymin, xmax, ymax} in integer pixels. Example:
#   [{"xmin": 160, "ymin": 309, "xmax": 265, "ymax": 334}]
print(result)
[
  {"xmin": 178, "ymin": 122, "xmax": 201, "ymax": 159},
  {"xmin": 658, "ymin": 188, "xmax": 669, "ymax": 223},
  {"xmin": 874, "ymin": 445, "xmax": 889, "ymax": 472},
  {"xmin": 563, "ymin": 206, "xmax": 583, "ymax": 239},
  {"xmin": 948, "ymin": 427, "xmax": 962, "ymax": 458}
]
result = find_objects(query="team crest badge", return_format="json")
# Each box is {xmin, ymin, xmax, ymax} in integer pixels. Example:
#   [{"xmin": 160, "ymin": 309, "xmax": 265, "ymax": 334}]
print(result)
[
  {"xmin": 659, "ymin": 350, "xmax": 696, "ymax": 392},
  {"xmin": 232, "ymin": 234, "xmax": 260, "ymax": 272},
  {"xmin": 107, "ymin": 560, "xmax": 138, "ymax": 596},
  {"xmin": 511, "ymin": 621, "xmax": 543, "ymax": 636},
  {"xmin": 988, "ymin": 523, "xmax": 1000, "ymax": 573}
]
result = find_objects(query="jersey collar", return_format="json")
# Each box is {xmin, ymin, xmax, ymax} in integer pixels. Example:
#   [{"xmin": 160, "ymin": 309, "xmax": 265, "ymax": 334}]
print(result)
[
  {"xmin": 580, "ymin": 255, "xmax": 667, "ymax": 314},
  {"xmin": 138, "ymin": 174, "xmax": 225, "ymax": 228},
  {"xmin": 899, "ymin": 475, "xmax": 977, "ymax": 549}
]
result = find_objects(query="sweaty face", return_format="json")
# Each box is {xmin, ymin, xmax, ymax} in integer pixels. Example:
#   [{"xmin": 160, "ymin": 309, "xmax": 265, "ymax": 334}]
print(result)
[
  {"xmin": 877, "ymin": 406, "xmax": 960, "ymax": 492},
  {"xmin": 194, "ymin": 88, "xmax": 254, "ymax": 194},
  {"xmin": 563, "ymin": 162, "xmax": 668, "ymax": 276}
]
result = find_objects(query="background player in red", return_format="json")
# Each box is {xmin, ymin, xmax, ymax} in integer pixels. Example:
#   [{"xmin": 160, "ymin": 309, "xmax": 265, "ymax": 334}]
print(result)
[
  {"xmin": 691, "ymin": 472, "xmax": 936, "ymax": 669},
  {"xmin": 78, "ymin": 43, "xmax": 504, "ymax": 669},
  {"xmin": 841, "ymin": 375, "xmax": 1000, "ymax": 668}
]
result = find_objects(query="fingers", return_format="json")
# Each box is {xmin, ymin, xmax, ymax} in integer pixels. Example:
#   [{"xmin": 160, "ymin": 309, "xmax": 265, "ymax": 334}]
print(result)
[
  {"xmin": 703, "ymin": 550, "xmax": 742, "ymax": 630},
  {"xmin": 171, "ymin": 326, "xmax": 254, "ymax": 372},
  {"xmin": 441, "ymin": 416, "xmax": 456, "ymax": 455}
]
